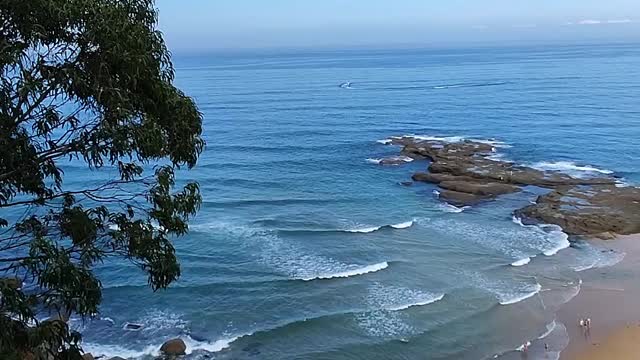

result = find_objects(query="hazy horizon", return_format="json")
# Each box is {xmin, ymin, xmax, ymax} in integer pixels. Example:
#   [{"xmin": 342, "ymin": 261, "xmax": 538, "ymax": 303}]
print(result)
[{"xmin": 157, "ymin": 0, "xmax": 640, "ymax": 52}]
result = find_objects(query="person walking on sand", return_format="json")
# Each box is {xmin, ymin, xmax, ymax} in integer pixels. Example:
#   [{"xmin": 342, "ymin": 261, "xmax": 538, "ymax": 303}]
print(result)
[{"xmin": 586, "ymin": 318, "xmax": 592, "ymax": 330}]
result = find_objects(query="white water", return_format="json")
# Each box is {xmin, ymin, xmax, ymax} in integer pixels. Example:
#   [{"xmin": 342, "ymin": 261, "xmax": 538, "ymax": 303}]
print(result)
[
  {"xmin": 301, "ymin": 262, "xmax": 389, "ymax": 281},
  {"xmin": 530, "ymin": 161, "xmax": 613, "ymax": 177},
  {"xmin": 387, "ymin": 293, "xmax": 445, "ymax": 311},
  {"xmin": 82, "ymin": 334, "xmax": 239, "ymax": 359},
  {"xmin": 390, "ymin": 220, "xmax": 414, "ymax": 229},
  {"xmin": 499, "ymin": 283, "xmax": 543, "ymax": 305},
  {"xmin": 511, "ymin": 257, "xmax": 532, "ymax": 267}
]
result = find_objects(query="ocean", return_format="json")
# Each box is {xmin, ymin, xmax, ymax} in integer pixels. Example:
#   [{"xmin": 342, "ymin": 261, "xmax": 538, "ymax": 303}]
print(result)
[{"xmin": 73, "ymin": 43, "xmax": 640, "ymax": 359}]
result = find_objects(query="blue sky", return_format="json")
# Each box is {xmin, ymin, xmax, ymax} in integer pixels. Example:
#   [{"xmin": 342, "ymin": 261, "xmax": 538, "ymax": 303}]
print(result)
[{"xmin": 156, "ymin": 0, "xmax": 640, "ymax": 50}]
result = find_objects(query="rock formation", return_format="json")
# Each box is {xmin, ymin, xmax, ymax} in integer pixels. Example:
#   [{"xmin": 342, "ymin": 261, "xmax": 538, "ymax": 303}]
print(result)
[
  {"xmin": 378, "ymin": 135, "xmax": 639, "ymax": 236},
  {"xmin": 160, "ymin": 338, "xmax": 187, "ymax": 356}
]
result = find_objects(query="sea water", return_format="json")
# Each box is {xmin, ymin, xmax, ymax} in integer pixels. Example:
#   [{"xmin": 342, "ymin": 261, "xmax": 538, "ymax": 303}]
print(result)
[{"xmin": 62, "ymin": 43, "xmax": 639, "ymax": 359}]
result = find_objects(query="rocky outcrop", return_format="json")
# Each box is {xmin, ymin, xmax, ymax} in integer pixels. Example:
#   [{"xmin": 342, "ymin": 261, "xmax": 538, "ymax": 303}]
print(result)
[
  {"xmin": 378, "ymin": 135, "xmax": 639, "ymax": 236},
  {"xmin": 160, "ymin": 338, "xmax": 187, "ymax": 356},
  {"xmin": 82, "ymin": 354, "xmax": 95, "ymax": 360},
  {"xmin": 514, "ymin": 185, "xmax": 640, "ymax": 236}
]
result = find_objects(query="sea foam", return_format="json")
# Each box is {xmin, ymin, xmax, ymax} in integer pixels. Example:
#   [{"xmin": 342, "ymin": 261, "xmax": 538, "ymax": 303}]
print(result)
[
  {"xmin": 300, "ymin": 262, "xmax": 389, "ymax": 281},
  {"xmin": 386, "ymin": 293, "xmax": 445, "ymax": 311},
  {"xmin": 530, "ymin": 161, "xmax": 613, "ymax": 177},
  {"xmin": 499, "ymin": 283, "xmax": 542, "ymax": 305}
]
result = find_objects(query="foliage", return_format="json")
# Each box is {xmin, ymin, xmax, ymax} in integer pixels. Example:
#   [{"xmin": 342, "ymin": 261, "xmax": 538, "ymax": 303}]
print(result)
[{"xmin": 0, "ymin": 0, "xmax": 204, "ymax": 358}]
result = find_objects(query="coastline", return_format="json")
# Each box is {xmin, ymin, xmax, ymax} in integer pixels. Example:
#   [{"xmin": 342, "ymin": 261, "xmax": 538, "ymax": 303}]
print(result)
[{"xmin": 559, "ymin": 234, "xmax": 640, "ymax": 359}]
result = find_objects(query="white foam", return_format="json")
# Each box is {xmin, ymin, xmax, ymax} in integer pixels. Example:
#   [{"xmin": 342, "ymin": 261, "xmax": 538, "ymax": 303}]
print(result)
[
  {"xmin": 571, "ymin": 242, "xmax": 626, "ymax": 272},
  {"xmin": 530, "ymin": 161, "xmax": 613, "ymax": 177},
  {"xmin": 390, "ymin": 134, "xmax": 510, "ymax": 148},
  {"xmin": 82, "ymin": 343, "xmax": 160, "ymax": 359},
  {"xmin": 542, "ymin": 233, "xmax": 570, "ymax": 256},
  {"xmin": 300, "ymin": 262, "xmax": 389, "ymax": 281},
  {"xmin": 411, "ymin": 135, "xmax": 466, "ymax": 143},
  {"xmin": 83, "ymin": 335, "xmax": 239, "ymax": 359},
  {"xmin": 538, "ymin": 320, "xmax": 557, "ymax": 339},
  {"xmin": 376, "ymin": 139, "xmax": 393, "ymax": 145},
  {"xmin": 511, "ymin": 257, "xmax": 531, "ymax": 267},
  {"xmin": 345, "ymin": 220, "xmax": 414, "ymax": 233},
  {"xmin": 345, "ymin": 226, "xmax": 382, "ymax": 233},
  {"xmin": 390, "ymin": 220, "xmax": 414, "ymax": 229},
  {"xmin": 437, "ymin": 203, "xmax": 469, "ymax": 213},
  {"xmin": 470, "ymin": 139, "xmax": 512, "ymax": 148},
  {"xmin": 511, "ymin": 217, "xmax": 570, "ymax": 257},
  {"xmin": 387, "ymin": 293, "xmax": 445, "ymax": 311},
  {"xmin": 366, "ymin": 156, "xmax": 414, "ymax": 165},
  {"xmin": 499, "ymin": 283, "xmax": 542, "ymax": 305},
  {"xmin": 516, "ymin": 341, "xmax": 532, "ymax": 352}
]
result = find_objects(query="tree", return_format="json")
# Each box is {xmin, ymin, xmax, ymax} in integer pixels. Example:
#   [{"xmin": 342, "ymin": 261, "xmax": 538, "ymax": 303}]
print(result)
[{"xmin": 0, "ymin": 1, "xmax": 204, "ymax": 358}]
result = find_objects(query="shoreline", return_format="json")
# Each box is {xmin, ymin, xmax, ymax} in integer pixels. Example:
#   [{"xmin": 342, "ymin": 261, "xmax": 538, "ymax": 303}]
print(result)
[{"xmin": 559, "ymin": 234, "xmax": 640, "ymax": 359}]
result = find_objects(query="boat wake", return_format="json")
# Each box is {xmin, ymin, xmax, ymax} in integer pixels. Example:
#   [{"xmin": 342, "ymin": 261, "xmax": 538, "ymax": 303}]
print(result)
[{"xmin": 432, "ymin": 82, "xmax": 508, "ymax": 89}]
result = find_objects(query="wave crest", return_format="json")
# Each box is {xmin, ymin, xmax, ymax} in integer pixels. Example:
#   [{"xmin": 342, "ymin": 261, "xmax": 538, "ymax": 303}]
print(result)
[{"xmin": 300, "ymin": 262, "xmax": 389, "ymax": 281}]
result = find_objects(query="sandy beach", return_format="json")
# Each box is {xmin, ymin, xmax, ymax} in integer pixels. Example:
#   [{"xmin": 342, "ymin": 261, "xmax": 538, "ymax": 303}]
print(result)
[{"xmin": 560, "ymin": 235, "xmax": 640, "ymax": 360}]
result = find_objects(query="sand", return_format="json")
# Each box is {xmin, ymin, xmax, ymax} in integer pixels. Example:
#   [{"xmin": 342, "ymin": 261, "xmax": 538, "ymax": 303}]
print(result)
[
  {"xmin": 559, "ymin": 234, "xmax": 640, "ymax": 360},
  {"xmin": 567, "ymin": 325, "xmax": 640, "ymax": 360}
]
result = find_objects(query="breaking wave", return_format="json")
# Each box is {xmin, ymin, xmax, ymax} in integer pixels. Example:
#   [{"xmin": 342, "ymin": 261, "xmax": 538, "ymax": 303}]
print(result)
[
  {"xmin": 510, "ymin": 257, "xmax": 532, "ymax": 267},
  {"xmin": 512, "ymin": 216, "xmax": 570, "ymax": 256},
  {"xmin": 344, "ymin": 220, "xmax": 414, "ymax": 233},
  {"xmin": 82, "ymin": 335, "xmax": 240, "ymax": 359},
  {"xmin": 299, "ymin": 262, "xmax": 389, "ymax": 281},
  {"xmin": 499, "ymin": 283, "xmax": 542, "ymax": 305},
  {"xmin": 530, "ymin": 161, "xmax": 613, "ymax": 177},
  {"xmin": 366, "ymin": 156, "xmax": 414, "ymax": 165}
]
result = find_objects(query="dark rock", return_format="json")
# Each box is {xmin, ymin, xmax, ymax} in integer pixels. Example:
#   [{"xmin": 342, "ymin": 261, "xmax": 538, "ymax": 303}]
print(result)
[
  {"xmin": 400, "ymin": 181, "xmax": 413, "ymax": 186},
  {"xmin": 438, "ymin": 181, "xmax": 521, "ymax": 197},
  {"xmin": 82, "ymin": 354, "xmax": 95, "ymax": 360},
  {"xmin": 107, "ymin": 357, "xmax": 126, "ymax": 360},
  {"xmin": 439, "ymin": 190, "xmax": 489, "ymax": 206},
  {"xmin": 376, "ymin": 135, "xmax": 640, "ymax": 237},
  {"xmin": 514, "ymin": 185, "xmax": 640, "ymax": 235},
  {"xmin": 160, "ymin": 338, "xmax": 187, "ymax": 356},
  {"xmin": 412, "ymin": 172, "xmax": 478, "ymax": 184}
]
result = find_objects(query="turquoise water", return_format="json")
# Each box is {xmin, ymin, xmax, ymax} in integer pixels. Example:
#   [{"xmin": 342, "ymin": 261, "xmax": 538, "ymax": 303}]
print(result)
[{"xmin": 73, "ymin": 44, "xmax": 639, "ymax": 359}]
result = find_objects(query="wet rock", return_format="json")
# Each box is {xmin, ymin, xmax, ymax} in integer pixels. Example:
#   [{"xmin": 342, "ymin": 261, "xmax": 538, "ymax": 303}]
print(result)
[
  {"xmin": 438, "ymin": 181, "xmax": 521, "ymax": 197},
  {"xmin": 82, "ymin": 354, "xmax": 95, "ymax": 360},
  {"xmin": 514, "ymin": 185, "xmax": 640, "ymax": 235},
  {"xmin": 160, "ymin": 338, "xmax": 187, "ymax": 356},
  {"xmin": 438, "ymin": 190, "xmax": 490, "ymax": 206},
  {"xmin": 377, "ymin": 135, "xmax": 640, "ymax": 237},
  {"xmin": 107, "ymin": 357, "xmax": 126, "ymax": 360}
]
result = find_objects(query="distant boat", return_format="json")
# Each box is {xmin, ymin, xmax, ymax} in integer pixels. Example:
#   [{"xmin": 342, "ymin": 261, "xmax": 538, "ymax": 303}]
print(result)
[{"xmin": 339, "ymin": 81, "xmax": 353, "ymax": 89}]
